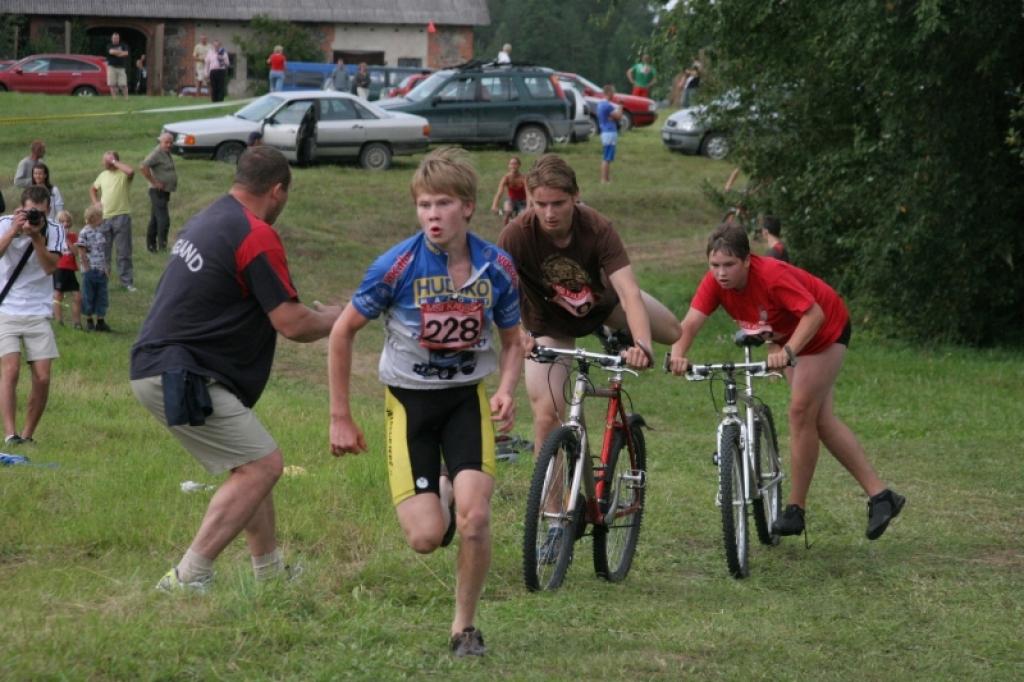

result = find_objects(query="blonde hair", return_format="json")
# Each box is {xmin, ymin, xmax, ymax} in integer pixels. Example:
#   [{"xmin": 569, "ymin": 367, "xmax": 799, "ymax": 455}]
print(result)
[
  {"xmin": 56, "ymin": 210, "xmax": 73, "ymax": 226},
  {"xmin": 84, "ymin": 205, "xmax": 103, "ymax": 225},
  {"xmin": 410, "ymin": 147, "xmax": 478, "ymax": 213}
]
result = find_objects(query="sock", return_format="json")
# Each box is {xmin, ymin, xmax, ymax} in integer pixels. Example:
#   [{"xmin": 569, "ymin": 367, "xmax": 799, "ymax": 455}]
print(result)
[
  {"xmin": 176, "ymin": 548, "xmax": 214, "ymax": 584},
  {"xmin": 252, "ymin": 548, "xmax": 284, "ymax": 581}
]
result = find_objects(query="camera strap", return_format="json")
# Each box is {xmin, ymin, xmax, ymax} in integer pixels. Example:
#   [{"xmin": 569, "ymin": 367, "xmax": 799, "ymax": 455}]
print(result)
[{"xmin": 0, "ymin": 243, "xmax": 38, "ymax": 307}]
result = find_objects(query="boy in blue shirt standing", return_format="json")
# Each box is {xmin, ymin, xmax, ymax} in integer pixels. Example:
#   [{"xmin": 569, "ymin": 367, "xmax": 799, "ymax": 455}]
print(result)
[{"xmin": 597, "ymin": 84, "xmax": 624, "ymax": 183}]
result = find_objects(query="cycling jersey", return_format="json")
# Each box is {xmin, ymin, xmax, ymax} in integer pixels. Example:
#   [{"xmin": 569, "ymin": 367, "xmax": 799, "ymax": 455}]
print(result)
[{"xmin": 352, "ymin": 231, "xmax": 520, "ymax": 389}]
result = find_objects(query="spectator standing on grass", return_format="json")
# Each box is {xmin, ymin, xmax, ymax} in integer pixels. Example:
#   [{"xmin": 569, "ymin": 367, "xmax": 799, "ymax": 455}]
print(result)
[
  {"xmin": 0, "ymin": 186, "xmax": 66, "ymax": 446},
  {"xmin": 328, "ymin": 147, "xmax": 522, "ymax": 658},
  {"xmin": 668, "ymin": 223, "xmax": 905, "ymax": 541},
  {"xmin": 30, "ymin": 163, "xmax": 63, "ymax": 223},
  {"xmin": 89, "ymin": 151, "xmax": 136, "ymax": 291},
  {"xmin": 135, "ymin": 54, "xmax": 148, "ymax": 94},
  {"xmin": 331, "ymin": 58, "xmax": 350, "ymax": 93},
  {"xmin": 193, "ymin": 35, "xmax": 210, "ymax": 94},
  {"xmin": 353, "ymin": 62, "xmax": 371, "ymax": 100},
  {"xmin": 626, "ymin": 53, "xmax": 656, "ymax": 98},
  {"xmin": 52, "ymin": 210, "xmax": 82, "ymax": 330},
  {"xmin": 497, "ymin": 43, "xmax": 511, "ymax": 64},
  {"xmin": 131, "ymin": 146, "xmax": 341, "ymax": 593},
  {"xmin": 140, "ymin": 132, "xmax": 177, "ymax": 253},
  {"xmin": 596, "ymin": 85, "xmax": 623, "ymax": 184},
  {"xmin": 266, "ymin": 45, "xmax": 286, "ymax": 92},
  {"xmin": 77, "ymin": 205, "xmax": 111, "ymax": 332},
  {"xmin": 106, "ymin": 32, "xmax": 130, "ymax": 98},
  {"xmin": 682, "ymin": 65, "xmax": 701, "ymax": 107},
  {"xmin": 13, "ymin": 140, "xmax": 45, "ymax": 189},
  {"xmin": 206, "ymin": 41, "xmax": 229, "ymax": 103}
]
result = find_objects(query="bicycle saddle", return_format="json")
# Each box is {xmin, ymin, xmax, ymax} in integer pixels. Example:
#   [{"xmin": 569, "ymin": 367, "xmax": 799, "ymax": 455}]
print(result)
[{"xmin": 733, "ymin": 330, "xmax": 767, "ymax": 347}]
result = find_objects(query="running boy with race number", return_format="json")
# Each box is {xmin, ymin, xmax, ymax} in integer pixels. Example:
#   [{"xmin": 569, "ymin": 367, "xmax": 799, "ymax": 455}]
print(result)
[{"xmin": 327, "ymin": 147, "xmax": 523, "ymax": 658}]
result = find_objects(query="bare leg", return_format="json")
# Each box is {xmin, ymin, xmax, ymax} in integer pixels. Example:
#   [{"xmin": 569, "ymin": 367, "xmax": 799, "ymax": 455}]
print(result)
[
  {"xmin": 395, "ymin": 491, "xmax": 448, "ymax": 553},
  {"xmin": 601, "ymin": 160, "xmax": 611, "ymax": 183},
  {"xmin": 188, "ymin": 449, "xmax": 283, "ymax": 559},
  {"xmin": 784, "ymin": 344, "xmax": 885, "ymax": 508},
  {"xmin": 603, "ymin": 290, "xmax": 682, "ymax": 345},
  {"xmin": 53, "ymin": 292, "xmax": 64, "ymax": 323},
  {"xmin": 71, "ymin": 291, "xmax": 82, "ymax": 326},
  {"xmin": 524, "ymin": 333, "xmax": 574, "ymax": 458},
  {"xmin": 0, "ymin": 353, "xmax": 21, "ymax": 437},
  {"xmin": 243, "ymin": 492, "xmax": 277, "ymax": 557},
  {"xmin": 20, "ymin": 359, "xmax": 52, "ymax": 440},
  {"xmin": 450, "ymin": 470, "xmax": 493, "ymax": 635}
]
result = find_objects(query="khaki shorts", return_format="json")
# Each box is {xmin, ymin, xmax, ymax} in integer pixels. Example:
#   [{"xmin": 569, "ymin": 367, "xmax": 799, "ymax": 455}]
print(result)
[
  {"xmin": 0, "ymin": 314, "xmax": 59, "ymax": 362},
  {"xmin": 107, "ymin": 67, "xmax": 127, "ymax": 88},
  {"xmin": 131, "ymin": 375, "xmax": 278, "ymax": 475},
  {"xmin": 194, "ymin": 63, "xmax": 207, "ymax": 84}
]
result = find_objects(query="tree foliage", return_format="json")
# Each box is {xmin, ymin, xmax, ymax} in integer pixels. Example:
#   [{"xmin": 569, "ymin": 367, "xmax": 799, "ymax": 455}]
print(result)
[
  {"xmin": 475, "ymin": 0, "xmax": 660, "ymax": 95},
  {"xmin": 234, "ymin": 15, "xmax": 325, "ymax": 94},
  {"xmin": 652, "ymin": 0, "xmax": 1024, "ymax": 344}
]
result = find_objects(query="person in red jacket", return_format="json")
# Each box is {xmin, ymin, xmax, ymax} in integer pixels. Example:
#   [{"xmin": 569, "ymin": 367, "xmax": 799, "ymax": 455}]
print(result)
[
  {"xmin": 266, "ymin": 45, "xmax": 287, "ymax": 92},
  {"xmin": 668, "ymin": 222, "xmax": 905, "ymax": 541}
]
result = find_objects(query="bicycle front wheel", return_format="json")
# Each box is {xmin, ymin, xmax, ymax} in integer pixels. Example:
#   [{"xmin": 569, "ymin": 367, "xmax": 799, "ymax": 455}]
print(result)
[
  {"xmin": 523, "ymin": 425, "xmax": 580, "ymax": 592},
  {"xmin": 719, "ymin": 424, "xmax": 749, "ymax": 578},
  {"xmin": 593, "ymin": 417, "xmax": 646, "ymax": 582},
  {"xmin": 751, "ymin": 405, "xmax": 784, "ymax": 546}
]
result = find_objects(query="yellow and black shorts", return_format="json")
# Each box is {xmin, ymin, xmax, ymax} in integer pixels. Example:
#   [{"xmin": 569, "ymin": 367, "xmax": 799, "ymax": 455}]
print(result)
[{"xmin": 384, "ymin": 383, "xmax": 496, "ymax": 505}]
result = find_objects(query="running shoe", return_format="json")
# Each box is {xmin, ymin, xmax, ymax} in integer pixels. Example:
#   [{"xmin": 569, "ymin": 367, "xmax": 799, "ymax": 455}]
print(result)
[
  {"xmin": 449, "ymin": 626, "xmax": 486, "ymax": 657},
  {"xmin": 772, "ymin": 504, "xmax": 806, "ymax": 536},
  {"xmin": 866, "ymin": 489, "xmax": 906, "ymax": 540},
  {"xmin": 155, "ymin": 567, "xmax": 211, "ymax": 593}
]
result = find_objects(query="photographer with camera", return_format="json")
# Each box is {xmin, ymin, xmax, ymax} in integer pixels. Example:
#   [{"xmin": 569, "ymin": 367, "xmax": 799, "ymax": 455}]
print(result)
[{"xmin": 0, "ymin": 186, "xmax": 66, "ymax": 446}]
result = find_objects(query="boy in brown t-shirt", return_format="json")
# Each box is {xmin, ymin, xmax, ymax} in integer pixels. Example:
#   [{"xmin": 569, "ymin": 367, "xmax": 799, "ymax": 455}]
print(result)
[{"xmin": 497, "ymin": 154, "xmax": 680, "ymax": 461}]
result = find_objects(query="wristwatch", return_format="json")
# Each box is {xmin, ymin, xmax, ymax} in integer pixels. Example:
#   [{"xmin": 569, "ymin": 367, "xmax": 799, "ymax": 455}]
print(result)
[{"xmin": 783, "ymin": 345, "xmax": 798, "ymax": 367}]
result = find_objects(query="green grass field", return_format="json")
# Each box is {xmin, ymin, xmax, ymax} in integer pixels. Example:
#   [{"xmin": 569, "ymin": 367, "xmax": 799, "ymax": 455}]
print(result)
[{"xmin": 1, "ymin": 93, "xmax": 1022, "ymax": 680}]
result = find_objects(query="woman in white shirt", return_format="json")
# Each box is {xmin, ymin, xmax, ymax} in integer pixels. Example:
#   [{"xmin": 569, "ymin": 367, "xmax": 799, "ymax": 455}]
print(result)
[{"xmin": 31, "ymin": 162, "xmax": 63, "ymax": 222}]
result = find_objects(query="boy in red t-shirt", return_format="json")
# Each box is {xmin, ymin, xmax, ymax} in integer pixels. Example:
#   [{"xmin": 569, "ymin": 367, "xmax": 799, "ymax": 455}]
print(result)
[
  {"xmin": 52, "ymin": 210, "xmax": 82, "ymax": 329},
  {"xmin": 668, "ymin": 223, "xmax": 905, "ymax": 541}
]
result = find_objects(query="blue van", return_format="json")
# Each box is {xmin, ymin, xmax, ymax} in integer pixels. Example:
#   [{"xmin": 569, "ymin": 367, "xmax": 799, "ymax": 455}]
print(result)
[{"xmin": 282, "ymin": 62, "xmax": 336, "ymax": 91}]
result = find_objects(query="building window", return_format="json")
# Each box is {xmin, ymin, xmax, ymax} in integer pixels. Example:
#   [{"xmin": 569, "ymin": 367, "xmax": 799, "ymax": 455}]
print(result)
[{"xmin": 397, "ymin": 57, "xmax": 422, "ymax": 67}]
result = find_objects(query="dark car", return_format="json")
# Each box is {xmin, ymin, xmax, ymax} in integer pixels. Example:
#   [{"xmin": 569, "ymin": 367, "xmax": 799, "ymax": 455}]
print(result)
[
  {"xmin": 377, "ymin": 62, "xmax": 571, "ymax": 154},
  {"xmin": 0, "ymin": 53, "xmax": 110, "ymax": 96}
]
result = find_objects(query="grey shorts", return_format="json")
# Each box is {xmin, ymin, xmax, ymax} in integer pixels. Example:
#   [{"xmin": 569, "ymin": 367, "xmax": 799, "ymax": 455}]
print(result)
[
  {"xmin": 131, "ymin": 375, "xmax": 278, "ymax": 475},
  {"xmin": 0, "ymin": 314, "xmax": 59, "ymax": 362}
]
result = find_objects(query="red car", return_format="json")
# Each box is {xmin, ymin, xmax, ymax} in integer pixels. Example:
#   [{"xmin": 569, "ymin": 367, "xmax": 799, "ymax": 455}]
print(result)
[
  {"xmin": 387, "ymin": 72, "xmax": 431, "ymax": 99},
  {"xmin": 0, "ymin": 54, "xmax": 110, "ymax": 96},
  {"xmin": 557, "ymin": 71, "xmax": 657, "ymax": 132}
]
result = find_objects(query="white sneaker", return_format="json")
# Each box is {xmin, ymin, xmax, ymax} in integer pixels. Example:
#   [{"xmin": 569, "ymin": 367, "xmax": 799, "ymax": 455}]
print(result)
[{"xmin": 155, "ymin": 567, "xmax": 211, "ymax": 593}]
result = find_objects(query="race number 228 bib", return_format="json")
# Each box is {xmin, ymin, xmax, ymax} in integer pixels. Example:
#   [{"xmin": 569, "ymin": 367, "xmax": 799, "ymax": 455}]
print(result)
[{"xmin": 420, "ymin": 300, "xmax": 484, "ymax": 350}]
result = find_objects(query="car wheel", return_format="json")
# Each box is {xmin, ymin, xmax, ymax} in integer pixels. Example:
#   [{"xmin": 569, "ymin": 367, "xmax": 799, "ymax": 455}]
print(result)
[
  {"xmin": 515, "ymin": 125, "xmax": 548, "ymax": 154},
  {"xmin": 619, "ymin": 111, "xmax": 634, "ymax": 132},
  {"xmin": 587, "ymin": 116, "xmax": 599, "ymax": 138},
  {"xmin": 214, "ymin": 141, "xmax": 246, "ymax": 164},
  {"xmin": 73, "ymin": 86, "xmax": 97, "ymax": 97},
  {"xmin": 359, "ymin": 142, "xmax": 392, "ymax": 171},
  {"xmin": 701, "ymin": 133, "xmax": 730, "ymax": 161}
]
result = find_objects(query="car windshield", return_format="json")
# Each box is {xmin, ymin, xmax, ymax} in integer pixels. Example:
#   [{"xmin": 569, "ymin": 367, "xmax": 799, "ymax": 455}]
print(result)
[
  {"xmin": 404, "ymin": 71, "xmax": 452, "ymax": 102},
  {"xmin": 574, "ymin": 74, "xmax": 602, "ymax": 93},
  {"xmin": 233, "ymin": 95, "xmax": 285, "ymax": 122}
]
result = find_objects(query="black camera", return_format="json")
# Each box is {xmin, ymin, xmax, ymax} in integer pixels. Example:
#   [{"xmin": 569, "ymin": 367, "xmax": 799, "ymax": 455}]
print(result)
[{"xmin": 24, "ymin": 208, "xmax": 44, "ymax": 226}]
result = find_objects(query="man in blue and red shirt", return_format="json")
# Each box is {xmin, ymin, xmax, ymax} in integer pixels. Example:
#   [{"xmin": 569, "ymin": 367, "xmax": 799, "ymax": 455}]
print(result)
[{"xmin": 131, "ymin": 146, "xmax": 342, "ymax": 592}]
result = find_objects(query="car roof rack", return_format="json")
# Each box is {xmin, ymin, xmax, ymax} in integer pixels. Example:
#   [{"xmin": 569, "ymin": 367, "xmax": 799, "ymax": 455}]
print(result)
[{"xmin": 447, "ymin": 59, "xmax": 543, "ymax": 71}]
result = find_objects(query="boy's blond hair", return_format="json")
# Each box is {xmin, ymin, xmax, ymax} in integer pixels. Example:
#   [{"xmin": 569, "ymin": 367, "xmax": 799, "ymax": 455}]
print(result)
[
  {"xmin": 56, "ymin": 210, "xmax": 73, "ymax": 226},
  {"xmin": 84, "ymin": 205, "xmax": 103, "ymax": 225},
  {"xmin": 410, "ymin": 147, "xmax": 478, "ymax": 217}
]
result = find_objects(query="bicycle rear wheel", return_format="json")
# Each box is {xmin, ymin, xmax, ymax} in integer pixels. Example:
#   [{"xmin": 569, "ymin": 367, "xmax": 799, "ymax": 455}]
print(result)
[
  {"xmin": 593, "ymin": 417, "xmax": 646, "ymax": 582},
  {"xmin": 523, "ymin": 425, "xmax": 580, "ymax": 591},
  {"xmin": 751, "ymin": 405, "xmax": 784, "ymax": 546},
  {"xmin": 718, "ymin": 424, "xmax": 749, "ymax": 578}
]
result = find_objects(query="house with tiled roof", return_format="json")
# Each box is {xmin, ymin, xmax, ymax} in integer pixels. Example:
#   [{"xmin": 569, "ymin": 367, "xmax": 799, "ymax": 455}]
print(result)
[{"xmin": 4, "ymin": 1, "xmax": 490, "ymax": 94}]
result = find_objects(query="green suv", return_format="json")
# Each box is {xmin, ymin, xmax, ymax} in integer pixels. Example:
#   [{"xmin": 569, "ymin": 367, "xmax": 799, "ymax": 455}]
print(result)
[{"xmin": 376, "ymin": 62, "xmax": 571, "ymax": 154}]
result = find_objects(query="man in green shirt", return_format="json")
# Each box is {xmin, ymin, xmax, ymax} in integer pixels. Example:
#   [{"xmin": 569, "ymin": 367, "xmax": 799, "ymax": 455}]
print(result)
[
  {"xmin": 89, "ymin": 151, "xmax": 136, "ymax": 291},
  {"xmin": 626, "ymin": 54, "xmax": 656, "ymax": 98},
  {"xmin": 140, "ymin": 132, "xmax": 178, "ymax": 253}
]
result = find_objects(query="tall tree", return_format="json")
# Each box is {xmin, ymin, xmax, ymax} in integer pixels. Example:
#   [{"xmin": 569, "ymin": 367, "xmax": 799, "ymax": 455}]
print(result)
[{"xmin": 653, "ymin": 0, "xmax": 1024, "ymax": 344}]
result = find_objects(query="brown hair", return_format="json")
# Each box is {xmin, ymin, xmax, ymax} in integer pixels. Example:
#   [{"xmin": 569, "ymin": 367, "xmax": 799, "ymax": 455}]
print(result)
[
  {"xmin": 20, "ymin": 185, "xmax": 51, "ymax": 209},
  {"xmin": 410, "ymin": 146, "xmax": 478, "ymax": 211},
  {"xmin": 525, "ymin": 154, "xmax": 578, "ymax": 195},
  {"xmin": 706, "ymin": 222, "xmax": 750, "ymax": 259},
  {"xmin": 233, "ymin": 146, "xmax": 291, "ymax": 194},
  {"xmin": 30, "ymin": 140, "xmax": 45, "ymax": 157}
]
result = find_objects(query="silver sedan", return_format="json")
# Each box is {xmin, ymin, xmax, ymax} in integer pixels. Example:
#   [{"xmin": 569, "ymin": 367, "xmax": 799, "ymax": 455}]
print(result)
[{"xmin": 164, "ymin": 91, "xmax": 430, "ymax": 170}]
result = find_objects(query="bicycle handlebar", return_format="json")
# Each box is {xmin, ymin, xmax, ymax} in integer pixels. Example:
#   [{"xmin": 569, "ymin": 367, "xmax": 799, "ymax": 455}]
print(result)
[
  {"xmin": 531, "ymin": 344, "xmax": 632, "ymax": 372},
  {"xmin": 662, "ymin": 352, "xmax": 774, "ymax": 381}
]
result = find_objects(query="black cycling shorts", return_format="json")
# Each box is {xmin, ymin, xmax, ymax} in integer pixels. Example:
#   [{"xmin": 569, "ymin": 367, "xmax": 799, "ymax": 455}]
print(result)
[
  {"xmin": 384, "ymin": 383, "xmax": 495, "ymax": 505},
  {"xmin": 53, "ymin": 269, "xmax": 80, "ymax": 293}
]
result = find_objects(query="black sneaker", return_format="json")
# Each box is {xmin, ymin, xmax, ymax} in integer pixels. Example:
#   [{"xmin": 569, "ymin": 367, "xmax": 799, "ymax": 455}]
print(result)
[
  {"xmin": 95, "ymin": 320, "xmax": 112, "ymax": 333},
  {"xmin": 866, "ymin": 489, "xmax": 905, "ymax": 540},
  {"xmin": 449, "ymin": 627, "xmax": 486, "ymax": 657},
  {"xmin": 86, "ymin": 319, "xmax": 95, "ymax": 332},
  {"xmin": 772, "ymin": 504, "xmax": 806, "ymax": 536}
]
